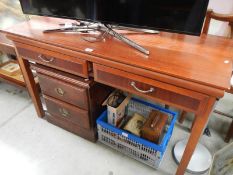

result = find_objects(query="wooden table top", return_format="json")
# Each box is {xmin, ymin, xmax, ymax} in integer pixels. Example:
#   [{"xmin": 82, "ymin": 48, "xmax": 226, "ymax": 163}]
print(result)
[{"xmin": 1, "ymin": 17, "xmax": 233, "ymax": 91}]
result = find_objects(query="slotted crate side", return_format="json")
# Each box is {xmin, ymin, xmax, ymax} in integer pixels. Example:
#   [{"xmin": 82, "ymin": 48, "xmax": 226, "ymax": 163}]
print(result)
[
  {"xmin": 98, "ymin": 126, "xmax": 161, "ymax": 168},
  {"xmin": 97, "ymin": 98, "xmax": 178, "ymax": 169},
  {"xmin": 127, "ymin": 98, "xmax": 173, "ymax": 123}
]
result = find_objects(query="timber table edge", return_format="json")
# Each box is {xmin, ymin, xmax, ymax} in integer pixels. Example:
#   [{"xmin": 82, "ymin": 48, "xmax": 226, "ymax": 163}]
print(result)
[
  {"xmin": 4, "ymin": 32, "xmax": 228, "ymax": 99},
  {"xmin": 1, "ymin": 18, "xmax": 232, "ymax": 92}
]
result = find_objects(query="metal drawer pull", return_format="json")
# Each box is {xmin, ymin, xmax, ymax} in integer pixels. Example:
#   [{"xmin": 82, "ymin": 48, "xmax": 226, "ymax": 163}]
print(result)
[
  {"xmin": 130, "ymin": 81, "xmax": 155, "ymax": 94},
  {"xmin": 59, "ymin": 108, "xmax": 70, "ymax": 117},
  {"xmin": 38, "ymin": 54, "xmax": 54, "ymax": 63},
  {"xmin": 55, "ymin": 87, "xmax": 65, "ymax": 96}
]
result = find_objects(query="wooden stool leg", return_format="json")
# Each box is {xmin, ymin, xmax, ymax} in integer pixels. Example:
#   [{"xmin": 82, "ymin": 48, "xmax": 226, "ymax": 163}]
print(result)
[
  {"xmin": 225, "ymin": 120, "xmax": 233, "ymax": 143},
  {"xmin": 179, "ymin": 111, "xmax": 187, "ymax": 124}
]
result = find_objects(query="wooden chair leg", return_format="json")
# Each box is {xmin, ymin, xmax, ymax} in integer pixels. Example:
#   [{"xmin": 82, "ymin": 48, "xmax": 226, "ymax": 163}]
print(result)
[
  {"xmin": 178, "ymin": 111, "xmax": 188, "ymax": 124},
  {"xmin": 191, "ymin": 115, "xmax": 197, "ymax": 131},
  {"xmin": 179, "ymin": 112, "xmax": 198, "ymax": 132},
  {"xmin": 225, "ymin": 120, "xmax": 233, "ymax": 143}
]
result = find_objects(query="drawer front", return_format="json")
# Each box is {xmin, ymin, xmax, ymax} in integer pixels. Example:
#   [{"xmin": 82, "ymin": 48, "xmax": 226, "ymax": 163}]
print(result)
[
  {"xmin": 17, "ymin": 46, "xmax": 88, "ymax": 78},
  {"xmin": 46, "ymin": 113, "xmax": 96, "ymax": 142},
  {"xmin": 93, "ymin": 64, "xmax": 208, "ymax": 113},
  {"xmin": 38, "ymin": 73, "xmax": 89, "ymax": 110},
  {"xmin": 44, "ymin": 95, "xmax": 90, "ymax": 129}
]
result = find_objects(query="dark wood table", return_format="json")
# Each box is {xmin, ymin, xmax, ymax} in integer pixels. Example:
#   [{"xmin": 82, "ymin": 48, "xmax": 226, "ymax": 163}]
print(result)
[{"xmin": 1, "ymin": 17, "xmax": 233, "ymax": 175}]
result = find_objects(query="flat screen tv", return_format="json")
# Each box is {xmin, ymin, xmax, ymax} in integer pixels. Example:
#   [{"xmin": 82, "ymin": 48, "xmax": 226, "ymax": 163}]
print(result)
[{"xmin": 19, "ymin": 0, "xmax": 209, "ymax": 36}]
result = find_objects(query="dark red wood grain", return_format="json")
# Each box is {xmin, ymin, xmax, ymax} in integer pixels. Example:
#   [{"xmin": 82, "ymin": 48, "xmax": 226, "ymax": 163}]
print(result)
[{"xmin": 1, "ymin": 16, "xmax": 232, "ymax": 91}]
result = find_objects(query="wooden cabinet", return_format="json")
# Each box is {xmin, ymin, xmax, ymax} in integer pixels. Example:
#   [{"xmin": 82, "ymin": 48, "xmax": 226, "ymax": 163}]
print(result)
[
  {"xmin": 0, "ymin": 33, "xmax": 28, "ymax": 89},
  {"xmin": 31, "ymin": 62, "xmax": 112, "ymax": 142}
]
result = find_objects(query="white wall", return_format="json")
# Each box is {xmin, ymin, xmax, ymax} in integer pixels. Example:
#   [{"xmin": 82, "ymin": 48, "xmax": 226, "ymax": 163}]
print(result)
[{"xmin": 208, "ymin": 0, "xmax": 233, "ymax": 36}]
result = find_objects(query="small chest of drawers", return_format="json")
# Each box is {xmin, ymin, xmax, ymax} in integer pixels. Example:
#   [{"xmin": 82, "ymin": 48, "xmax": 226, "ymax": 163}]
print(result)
[{"xmin": 30, "ymin": 61, "xmax": 112, "ymax": 142}]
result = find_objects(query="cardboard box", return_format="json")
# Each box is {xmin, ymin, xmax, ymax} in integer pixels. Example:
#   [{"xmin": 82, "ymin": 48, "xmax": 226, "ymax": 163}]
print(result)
[{"xmin": 103, "ymin": 90, "xmax": 131, "ymax": 127}]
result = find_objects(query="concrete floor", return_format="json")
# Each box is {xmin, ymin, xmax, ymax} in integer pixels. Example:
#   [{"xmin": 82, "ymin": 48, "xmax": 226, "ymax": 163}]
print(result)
[
  {"xmin": 0, "ymin": 82, "xmax": 232, "ymax": 175},
  {"xmin": 0, "ymin": 0, "xmax": 233, "ymax": 174}
]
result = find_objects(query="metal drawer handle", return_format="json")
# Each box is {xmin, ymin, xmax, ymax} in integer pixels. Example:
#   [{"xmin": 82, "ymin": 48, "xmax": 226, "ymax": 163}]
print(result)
[
  {"xmin": 38, "ymin": 54, "xmax": 54, "ymax": 63},
  {"xmin": 59, "ymin": 108, "xmax": 70, "ymax": 117},
  {"xmin": 130, "ymin": 81, "xmax": 155, "ymax": 94},
  {"xmin": 55, "ymin": 87, "xmax": 65, "ymax": 96}
]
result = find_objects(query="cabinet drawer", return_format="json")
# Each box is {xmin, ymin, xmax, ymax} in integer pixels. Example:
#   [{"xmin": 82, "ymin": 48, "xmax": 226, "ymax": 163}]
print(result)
[
  {"xmin": 17, "ymin": 46, "xmax": 88, "ymax": 78},
  {"xmin": 44, "ymin": 95, "xmax": 90, "ymax": 129},
  {"xmin": 93, "ymin": 64, "xmax": 208, "ymax": 113},
  {"xmin": 46, "ymin": 113, "xmax": 96, "ymax": 142},
  {"xmin": 37, "ymin": 72, "xmax": 89, "ymax": 110}
]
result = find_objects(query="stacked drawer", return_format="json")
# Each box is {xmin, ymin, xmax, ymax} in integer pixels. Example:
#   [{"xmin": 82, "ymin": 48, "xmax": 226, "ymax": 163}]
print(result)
[
  {"xmin": 17, "ymin": 45, "xmax": 112, "ymax": 142},
  {"xmin": 31, "ymin": 64, "xmax": 112, "ymax": 142}
]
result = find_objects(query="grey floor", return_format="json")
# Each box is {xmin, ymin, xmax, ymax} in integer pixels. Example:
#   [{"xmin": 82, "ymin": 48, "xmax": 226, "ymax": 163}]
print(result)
[
  {"xmin": 0, "ymin": 0, "xmax": 233, "ymax": 174},
  {"xmin": 0, "ymin": 82, "xmax": 232, "ymax": 175}
]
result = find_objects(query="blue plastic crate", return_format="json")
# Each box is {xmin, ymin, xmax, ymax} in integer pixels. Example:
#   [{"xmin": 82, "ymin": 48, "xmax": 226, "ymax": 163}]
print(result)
[{"xmin": 97, "ymin": 98, "xmax": 178, "ymax": 169}]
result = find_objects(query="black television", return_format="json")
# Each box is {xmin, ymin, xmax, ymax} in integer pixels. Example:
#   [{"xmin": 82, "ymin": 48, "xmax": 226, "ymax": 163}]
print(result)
[{"xmin": 19, "ymin": 0, "xmax": 209, "ymax": 36}]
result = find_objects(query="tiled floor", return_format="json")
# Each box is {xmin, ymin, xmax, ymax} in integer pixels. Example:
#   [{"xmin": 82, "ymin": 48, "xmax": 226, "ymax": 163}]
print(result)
[{"xmin": 0, "ymin": 1, "xmax": 233, "ymax": 175}]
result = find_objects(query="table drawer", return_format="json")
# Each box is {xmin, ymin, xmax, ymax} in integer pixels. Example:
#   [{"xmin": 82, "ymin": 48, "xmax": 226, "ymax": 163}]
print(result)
[
  {"xmin": 37, "ymin": 72, "xmax": 89, "ymax": 110},
  {"xmin": 44, "ymin": 95, "xmax": 90, "ymax": 129},
  {"xmin": 94, "ymin": 64, "xmax": 207, "ymax": 113},
  {"xmin": 17, "ymin": 46, "xmax": 88, "ymax": 78}
]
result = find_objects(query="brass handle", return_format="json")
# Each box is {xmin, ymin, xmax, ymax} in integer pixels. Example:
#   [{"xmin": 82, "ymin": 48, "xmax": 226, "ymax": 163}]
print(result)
[
  {"xmin": 59, "ymin": 108, "xmax": 70, "ymax": 117},
  {"xmin": 38, "ymin": 54, "xmax": 54, "ymax": 63},
  {"xmin": 55, "ymin": 87, "xmax": 65, "ymax": 96},
  {"xmin": 130, "ymin": 81, "xmax": 155, "ymax": 94}
]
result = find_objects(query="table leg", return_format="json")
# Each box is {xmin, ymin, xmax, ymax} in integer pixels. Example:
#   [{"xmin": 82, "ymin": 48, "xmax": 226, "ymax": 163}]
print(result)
[
  {"xmin": 17, "ymin": 56, "xmax": 44, "ymax": 118},
  {"xmin": 175, "ymin": 97, "xmax": 216, "ymax": 175}
]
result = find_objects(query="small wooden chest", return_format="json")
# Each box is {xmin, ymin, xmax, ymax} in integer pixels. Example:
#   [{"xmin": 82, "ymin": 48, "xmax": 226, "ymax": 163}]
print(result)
[{"xmin": 141, "ymin": 110, "xmax": 168, "ymax": 144}]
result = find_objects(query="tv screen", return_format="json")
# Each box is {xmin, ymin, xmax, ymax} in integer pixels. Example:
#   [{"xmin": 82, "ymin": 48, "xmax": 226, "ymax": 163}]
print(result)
[{"xmin": 19, "ymin": 0, "xmax": 209, "ymax": 36}]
